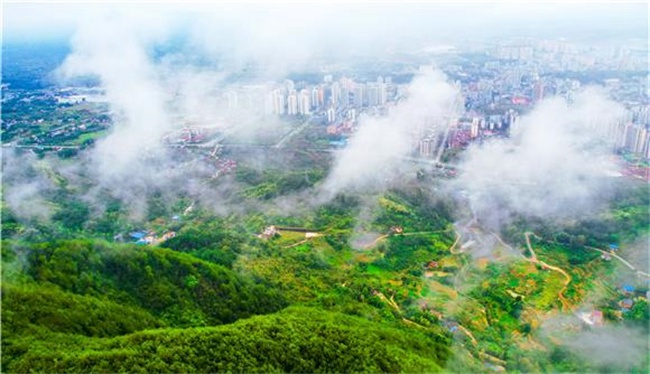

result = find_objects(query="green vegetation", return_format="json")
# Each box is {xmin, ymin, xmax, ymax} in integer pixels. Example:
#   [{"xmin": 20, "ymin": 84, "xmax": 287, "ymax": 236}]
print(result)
[
  {"xmin": 1, "ymin": 89, "xmax": 110, "ymax": 147},
  {"xmin": 70, "ymin": 129, "xmax": 109, "ymax": 145},
  {"xmin": 237, "ymin": 166, "xmax": 325, "ymax": 200},
  {"xmin": 5, "ymin": 240, "xmax": 287, "ymax": 327},
  {"xmin": 503, "ymin": 180, "xmax": 650, "ymax": 248},
  {"xmin": 161, "ymin": 220, "xmax": 246, "ymax": 268},
  {"xmin": 3, "ymin": 283, "xmax": 164, "ymax": 338},
  {"xmin": 3, "ymin": 308, "xmax": 450, "ymax": 373},
  {"xmin": 2, "ymin": 159, "xmax": 649, "ymax": 373}
]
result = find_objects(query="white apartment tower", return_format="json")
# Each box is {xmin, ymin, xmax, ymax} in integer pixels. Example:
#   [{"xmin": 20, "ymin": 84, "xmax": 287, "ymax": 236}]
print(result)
[
  {"xmin": 311, "ymin": 87, "xmax": 320, "ymax": 111},
  {"xmin": 298, "ymin": 89, "xmax": 311, "ymax": 115},
  {"xmin": 287, "ymin": 90, "xmax": 298, "ymax": 115},
  {"xmin": 267, "ymin": 89, "xmax": 286, "ymax": 115},
  {"xmin": 327, "ymin": 107, "xmax": 336, "ymax": 123},
  {"xmin": 331, "ymin": 82, "xmax": 340, "ymax": 107}
]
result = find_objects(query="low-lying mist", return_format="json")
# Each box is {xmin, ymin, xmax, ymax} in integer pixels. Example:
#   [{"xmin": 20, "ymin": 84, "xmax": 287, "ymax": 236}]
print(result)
[
  {"xmin": 453, "ymin": 88, "xmax": 625, "ymax": 230},
  {"xmin": 321, "ymin": 69, "xmax": 459, "ymax": 198}
]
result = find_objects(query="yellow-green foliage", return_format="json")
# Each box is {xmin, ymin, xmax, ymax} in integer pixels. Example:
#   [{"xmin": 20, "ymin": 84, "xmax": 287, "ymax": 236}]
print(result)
[
  {"xmin": 378, "ymin": 197, "xmax": 411, "ymax": 215},
  {"xmin": 2, "ymin": 283, "xmax": 164, "ymax": 337},
  {"xmin": 8, "ymin": 239, "xmax": 288, "ymax": 328},
  {"xmin": 3, "ymin": 308, "xmax": 451, "ymax": 373}
]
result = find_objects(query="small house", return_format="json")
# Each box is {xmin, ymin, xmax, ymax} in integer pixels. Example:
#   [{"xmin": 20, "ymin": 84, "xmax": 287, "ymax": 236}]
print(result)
[
  {"xmin": 619, "ymin": 298, "xmax": 634, "ymax": 309},
  {"xmin": 621, "ymin": 284, "xmax": 635, "ymax": 295},
  {"xmin": 390, "ymin": 226, "xmax": 404, "ymax": 234},
  {"xmin": 161, "ymin": 231, "xmax": 177, "ymax": 241},
  {"xmin": 442, "ymin": 321, "xmax": 459, "ymax": 333},
  {"xmin": 259, "ymin": 226, "xmax": 279, "ymax": 240},
  {"xmin": 426, "ymin": 260, "xmax": 439, "ymax": 269},
  {"xmin": 591, "ymin": 310, "xmax": 604, "ymax": 326}
]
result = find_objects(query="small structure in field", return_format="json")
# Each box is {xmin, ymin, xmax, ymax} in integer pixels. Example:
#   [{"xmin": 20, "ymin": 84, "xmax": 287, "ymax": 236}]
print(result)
[
  {"xmin": 259, "ymin": 226, "xmax": 279, "ymax": 240},
  {"xmin": 390, "ymin": 226, "xmax": 404, "ymax": 235}
]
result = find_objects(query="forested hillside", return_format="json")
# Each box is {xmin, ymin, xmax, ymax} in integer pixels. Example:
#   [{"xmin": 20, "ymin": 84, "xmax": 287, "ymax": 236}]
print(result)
[
  {"xmin": 2, "ymin": 171, "xmax": 648, "ymax": 373},
  {"xmin": 4, "ymin": 307, "xmax": 451, "ymax": 373},
  {"xmin": 2, "ymin": 237, "xmax": 453, "ymax": 373},
  {"xmin": 3, "ymin": 240, "xmax": 287, "ymax": 327}
]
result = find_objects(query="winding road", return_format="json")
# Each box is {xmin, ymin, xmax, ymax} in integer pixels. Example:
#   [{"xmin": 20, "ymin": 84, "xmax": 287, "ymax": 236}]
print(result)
[
  {"xmin": 523, "ymin": 232, "xmax": 572, "ymax": 311},
  {"xmin": 361, "ymin": 228, "xmax": 453, "ymax": 250},
  {"xmin": 363, "ymin": 234, "xmax": 390, "ymax": 249},
  {"xmin": 449, "ymin": 230, "xmax": 463, "ymax": 254},
  {"xmin": 585, "ymin": 246, "xmax": 650, "ymax": 278}
]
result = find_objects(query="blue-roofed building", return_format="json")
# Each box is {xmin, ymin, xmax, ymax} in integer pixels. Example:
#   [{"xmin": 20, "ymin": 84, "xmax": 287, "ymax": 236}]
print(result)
[
  {"xmin": 329, "ymin": 139, "xmax": 348, "ymax": 148},
  {"xmin": 609, "ymin": 244, "xmax": 619, "ymax": 251},
  {"xmin": 130, "ymin": 231, "xmax": 147, "ymax": 240},
  {"xmin": 621, "ymin": 284, "xmax": 635, "ymax": 294}
]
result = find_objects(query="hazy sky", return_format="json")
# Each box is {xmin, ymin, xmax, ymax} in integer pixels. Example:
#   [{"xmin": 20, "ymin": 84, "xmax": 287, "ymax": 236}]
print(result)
[{"xmin": 3, "ymin": 1, "xmax": 648, "ymax": 44}]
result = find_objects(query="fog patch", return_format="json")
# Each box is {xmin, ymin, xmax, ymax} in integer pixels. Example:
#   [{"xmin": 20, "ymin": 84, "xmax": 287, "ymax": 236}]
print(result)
[
  {"xmin": 2, "ymin": 150, "xmax": 55, "ymax": 222},
  {"xmin": 454, "ymin": 87, "xmax": 625, "ymax": 230},
  {"xmin": 322, "ymin": 70, "xmax": 460, "ymax": 197}
]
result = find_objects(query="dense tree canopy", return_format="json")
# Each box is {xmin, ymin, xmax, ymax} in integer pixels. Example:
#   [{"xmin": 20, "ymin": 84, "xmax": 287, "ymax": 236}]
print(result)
[{"xmin": 3, "ymin": 307, "xmax": 450, "ymax": 373}]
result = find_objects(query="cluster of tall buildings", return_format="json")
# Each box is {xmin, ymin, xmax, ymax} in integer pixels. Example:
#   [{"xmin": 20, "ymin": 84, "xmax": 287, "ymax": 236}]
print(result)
[
  {"xmin": 619, "ymin": 123, "xmax": 650, "ymax": 158},
  {"xmin": 218, "ymin": 54, "xmax": 648, "ymax": 162},
  {"xmin": 223, "ymin": 76, "xmax": 393, "ymax": 118},
  {"xmin": 491, "ymin": 39, "xmax": 647, "ymax": 71},
  {"xmin": 582, "ymin": 105, "xmax": 650, "ymax": 158},
  {"xmin": 416, "ymin": 106, "xmax": 650, "ymax": 160},
  {"xmin": 416, "ymin": 110, "xmax": 519, "ymax": 159}
]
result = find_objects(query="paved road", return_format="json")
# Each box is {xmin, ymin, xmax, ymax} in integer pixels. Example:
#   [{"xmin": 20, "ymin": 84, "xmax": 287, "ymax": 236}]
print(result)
[
  {"xmin": 585, "ymin": 245, "xmax": 650, "ymax": 278},
  {"xmin": 273, "ymin": 121, "xmax": 311, "ymax": 149}
]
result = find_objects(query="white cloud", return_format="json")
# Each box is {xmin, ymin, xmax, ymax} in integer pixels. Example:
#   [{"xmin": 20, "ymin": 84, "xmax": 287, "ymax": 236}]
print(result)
[
  {"xmin": 321, "ymin": 69, "xmax": 460, "ymax": 196},
  {"xmin": 454, "ymin": 87, "xmax": 625, "ymax": 228}
]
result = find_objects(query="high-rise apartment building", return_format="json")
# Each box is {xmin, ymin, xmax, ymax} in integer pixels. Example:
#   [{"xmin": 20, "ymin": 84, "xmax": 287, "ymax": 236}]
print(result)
[{"xmin": 287, "ymin": 90, "xmax": 298, "ymax": 115}]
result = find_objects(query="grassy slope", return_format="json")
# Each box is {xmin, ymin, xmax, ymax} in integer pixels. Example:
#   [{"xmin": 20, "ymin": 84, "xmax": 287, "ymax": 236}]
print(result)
[{"xmin": 4, "ymin": 307, "xmax": 450, "ymax": 373}]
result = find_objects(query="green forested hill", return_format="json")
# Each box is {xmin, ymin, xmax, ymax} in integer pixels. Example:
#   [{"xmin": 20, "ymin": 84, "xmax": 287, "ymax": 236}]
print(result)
[
  {"xmin": 1, "ymin": 237, "xmax": 453, "ymax": 373},
  {"xmin": 3, "ymin": 179, "xmax": 646, "ymax": 373},
  {"xmin": 2, "ymin": 283, "xmax": 164, "ymax": 337},
  {"xmin": 3, "ymin": 307, "xmax": 450, "ymax": 373},
  {"xmin": 3, "ymin": 240, "xmax": 287, "ymax": 327}
]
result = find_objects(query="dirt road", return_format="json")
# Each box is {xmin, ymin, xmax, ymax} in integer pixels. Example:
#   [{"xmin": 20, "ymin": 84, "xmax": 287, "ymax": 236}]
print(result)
[{"xmin": 523, "ymin": 232, "xmax": 572, "ymax": 311}]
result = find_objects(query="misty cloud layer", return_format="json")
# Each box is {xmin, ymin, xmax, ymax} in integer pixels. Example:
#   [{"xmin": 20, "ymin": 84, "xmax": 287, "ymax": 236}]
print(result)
[
  {"xmin": 2, "ymin": 151, "xmax": 55, "ymax": 222},
  {"xmin": 321, "ymin": 70, "xmax": 459, "ymax": 197},
  {"xmin": 563, "ymin": 326, "xmax": 649, "ymax": 368},
  {"xmin": 3, "ymin": 7, "xmax": 639, "ymax": 226},
  {"xmin": 454, "ymin": 88, "xmax": 625, "ymax": 228},
  {"xmin": 6, "ymin": 2, "xmax": 647, "ymax": 46},
  {"xmin": 57, "ymin": 14, "xmax": 173, "ymax": 187},
  {"xmin": 538, "ymin": 309, "xmax": 649, "ymax": 370}
]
